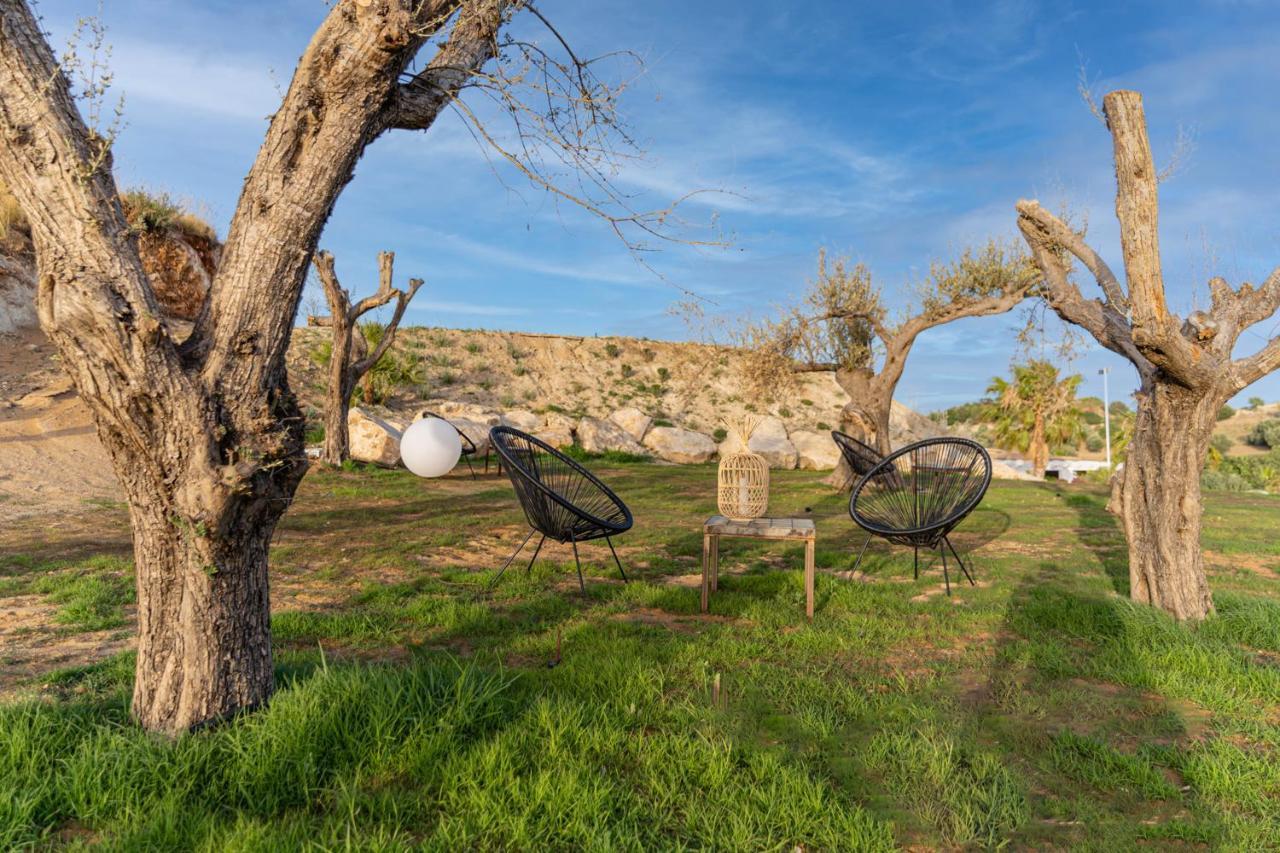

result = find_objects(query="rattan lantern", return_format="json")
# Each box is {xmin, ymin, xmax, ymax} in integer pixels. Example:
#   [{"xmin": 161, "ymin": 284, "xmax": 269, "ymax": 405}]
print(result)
[{"xmin": 717, "ymin": 416, "xmax": 770, "ymax": 520}]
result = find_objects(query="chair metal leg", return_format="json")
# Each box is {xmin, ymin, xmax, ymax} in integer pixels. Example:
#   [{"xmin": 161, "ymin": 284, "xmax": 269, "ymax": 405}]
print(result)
[
  {"xmin": 606, "ymin": 535, "xmax": 628, "ymax": 582},
  {"xmin": 524, "ymin": 534, "xmax": 545, "ymax": 574},
  {"xmin": 945, "ymin": 537, "xmax": 976, "ymax": 586},
  {"xmin": 570, "ymin": 534, "xmax": 586, "ymax": 593},
  {"xmin": 852, "ymin": 533, "xmax": 872, "ymax": 573},
  {"xmin": 464, "ymin": 454, "xmax": 477, "ymax": 479},
  {"xmin": 939, "ymin": 542, "xmax": 952, "ymax": 595},
  {"xmin": 487, "ymin": 528, "xmax": 535, "ymax": 591},
  {"xmin": 913, "ymin": 546, "xmax": 919, "ymax": 580}
]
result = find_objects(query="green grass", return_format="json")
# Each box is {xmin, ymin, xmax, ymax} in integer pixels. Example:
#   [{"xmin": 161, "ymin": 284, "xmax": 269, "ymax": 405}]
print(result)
[{"xmin": 1, "ymin": 465, "xmax": 1278, "ymax": 849}]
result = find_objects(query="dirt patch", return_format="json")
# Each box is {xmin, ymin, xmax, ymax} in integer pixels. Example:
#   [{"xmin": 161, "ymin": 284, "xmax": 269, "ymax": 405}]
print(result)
[
  {"xmin": 1203, "ymin": 549, "xmax": 1279, "ymax": 579},
  {"xmin": 0, "ymin": 594, "xmax": 134, "ymax": 695},
  {"xmin": 611, "ymin": 606, "xmax": 737, "ymax": 633},
  {"xmin": 0, "ymin": 330, "xmax": 119, "ymax": 523}
]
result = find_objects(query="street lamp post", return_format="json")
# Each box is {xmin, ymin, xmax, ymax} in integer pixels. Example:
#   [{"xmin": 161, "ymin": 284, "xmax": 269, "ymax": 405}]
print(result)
[{"xmin": 1099, "ymin": 367, "xmax": 1112, "ymax": 469}]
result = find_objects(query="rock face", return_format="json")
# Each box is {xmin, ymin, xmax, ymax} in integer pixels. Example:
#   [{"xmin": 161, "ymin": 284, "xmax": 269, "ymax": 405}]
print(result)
[
  {"xmin": 643, "ymin": 426, "xmax": 717, "ymax": 464},
  {"xmin": 718, "ymin": 416, "xmax": 798, "ymax": 469},
  {"xmin": 790, "ymin": 430, "xmax": 840, "ymax": 471},
  {"xmin": 578, "ymin": 416, "xmax": 647, "ymax": 455},
  {"xmin": 500, "ymin": 410, "xmax": 541, "ymax": 433},
  {"xmin": 609, "ymin": 407, "xmax": 652, "ymax": 442},
  {"xmin": 349, "ymin": 407, "xmax": 404, "ymax": 467},
  {"xmin": 417, "ymin": 410, "xmax": 491, "ymax": 456},
  {"xmin": 535, "ymin": 412, "xmax": 577, "ymax": 449},
  {"xmin": 0, "ymin": 252, "xmax": 36, "ymax": 335},
  {"xmin": 426, "ymin": 401, "xmax": 500, "ymax": 426},
  {"xmin": 136, "ymin": 229, "xmax": 219, "ymax": 321}
]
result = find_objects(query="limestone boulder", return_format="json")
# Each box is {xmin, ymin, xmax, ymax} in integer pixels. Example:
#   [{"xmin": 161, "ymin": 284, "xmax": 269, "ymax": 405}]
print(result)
[
  {"xmin": 416, "ymin": 410, "xmax": 492, "ymax": 456},
  {"xmin": 790, "ymin": 430, "xmax": 840, "ymax": 471},
  {"xmin": 349, "ymin": 407, "xmax": 404, "ymax": 467},
  {"xmin": 577, "ymin": 416, "xmax": 647, "ymax": 455},
  {"xmin": 609, "ymin": 407, "xmax": 652, "ymax": 442},
  {"xmin": 535, "ymin": 412, "xmax": 577, "ymax": 449},
  {"xmin": 718, "ymin": 416, "xmax": 798, "ymax": 469},
  {"xmin": 429, "ymin": 401, "xmax": 500, "ymax": 426},
  {"xmin": 643, "ymin": 426, "xmax": 717, "ymax": 464},
  {"xmin": 500, "ymin": 409, "xmax": 541, "ymax": 432}
]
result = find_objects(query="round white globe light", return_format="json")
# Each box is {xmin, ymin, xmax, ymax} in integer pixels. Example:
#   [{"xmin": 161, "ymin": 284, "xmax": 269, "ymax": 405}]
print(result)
[{"xmin": 400, "ymin": 417, "xmax": 462, "ymax": 478}]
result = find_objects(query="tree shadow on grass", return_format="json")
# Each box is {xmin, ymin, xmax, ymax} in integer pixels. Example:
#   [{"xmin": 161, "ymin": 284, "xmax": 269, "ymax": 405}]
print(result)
[{"xmin": 1057, "ymin": 487, "xmax": 1129, "ymax": 596}]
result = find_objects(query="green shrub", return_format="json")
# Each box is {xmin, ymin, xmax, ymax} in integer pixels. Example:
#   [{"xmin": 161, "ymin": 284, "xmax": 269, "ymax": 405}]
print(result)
[
  {"xmin": 1082, "ymin": 411, "xmax": 1104, "ymax": 425},
  {"xmin": 1211, "ymin": 434, "xmax": 1233, "ymax": 455},
  {"xmin": 604, "ymin": 343, "xmax": 621, "ymax": 358},
  {"xmin": 1249, "ymin": 396, "xmax": 1265, "ymax": 410},
  {"xmin": 1245, "ymin": 419, "xmax": 1280, "ymax": 449},
  {"xmin": 1218, "ymin": 404, "xmax": 1236, "ymax": 421},
  {"xmin": 1085, "ymin": 433, "xmax": 1104, "ymax": 452},
  {"xmin": 712, "ymin": 427, "xmax": 727, "ymax": 443},
  {"xmin": 1201, "ymin": 470, "xmax": 1252, "ymax": 492},
  {"xmin": 652, "ymin": 418, "xmax": 674, "ymax": 428}
]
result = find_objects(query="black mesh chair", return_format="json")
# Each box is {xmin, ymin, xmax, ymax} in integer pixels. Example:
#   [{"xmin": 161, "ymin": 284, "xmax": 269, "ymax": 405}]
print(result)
[
  {"xmin": 849, "ymin": 437, "xmax": 992, "ymax": 594},
  {"xmin": 488, "ymin": 426, "xmax": 633, "ymax": 592},
  {"xmin": 422, "ymin": 411, "xmax": 478, "ymax": 479},
  {"xmin": 831, "ymin": 431, "xmax": 884, "ymax": 483}
]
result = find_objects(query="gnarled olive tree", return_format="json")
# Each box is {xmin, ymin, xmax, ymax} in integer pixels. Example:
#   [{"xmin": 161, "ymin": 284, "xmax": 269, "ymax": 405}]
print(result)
[
  {"xmin": 1016, "ymin": 90, "xmax": 1280, "ymax": 622},
  {"xmin": 0, "ymin": 0, "xmax": 677, "ymax": 733},
  {"xmin": 740, "ymin": 243, "xmax": 1040, "ymax": 487}
]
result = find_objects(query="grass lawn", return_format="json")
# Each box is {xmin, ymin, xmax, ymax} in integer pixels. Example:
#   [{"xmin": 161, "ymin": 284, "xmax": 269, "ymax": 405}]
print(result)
[{"xmin": 1, "ymin": 461, "xmax": 1278, "ymax": 849}]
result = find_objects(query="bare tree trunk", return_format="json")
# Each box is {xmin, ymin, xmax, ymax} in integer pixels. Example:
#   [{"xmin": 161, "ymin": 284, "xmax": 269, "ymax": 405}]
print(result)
[
  {"xmin": 1015, "ymin": 90, "xmax": 1280, "ymax": 622},
  {"xmin": 322, "ymin": 314, "xmax": 356, "ymax": 466},
  {"xmin": 314, "ymin": 250, "xmax": 422, "ymax": 467},
  {"xmin": 1109, "ymin": 384, "xmax": 1217, "ymax": 620},
  {"xmin": 1030, "ymin": 413, "xmax": 1047, "ymax": 478},
  {"xmin": 130, "ymin": 500, "xmax": 276, "ymax": 730}
]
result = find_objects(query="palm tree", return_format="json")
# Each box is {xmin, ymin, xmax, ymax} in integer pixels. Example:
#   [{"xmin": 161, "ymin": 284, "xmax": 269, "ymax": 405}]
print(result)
[{"xmin": 986, "ymin": 361, "xmax": 1085, "ymax": 478}]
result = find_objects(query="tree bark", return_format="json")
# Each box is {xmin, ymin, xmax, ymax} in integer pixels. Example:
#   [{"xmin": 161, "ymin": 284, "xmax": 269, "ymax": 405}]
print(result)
[
  {"xmin": 1110, "ymin": 384, "xmax": 1217, "ymax": 619},
  {"xmin": 130, "ymin": 501, "xmax": 276, "ymax": 731},
  {"xmin": 1030, "ymin": 412, "xmax": 1047, "ymax": 478}
]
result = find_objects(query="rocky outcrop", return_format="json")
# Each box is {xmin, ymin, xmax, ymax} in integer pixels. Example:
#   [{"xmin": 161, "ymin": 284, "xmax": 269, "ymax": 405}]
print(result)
[
  {"xmin": 416, "ymin": 410, "xmax": 491, "ymax": 456},
  {"xmin": 536, "ymin": 412, "xmax": 577, "ymax": 449},
  {"xmin": 0, "ymin": 252, "xmax": 36, "ymax": 335},
  {"xmin": 643, "ymin": 426, "xmax": 716, "ymax": 464},
  {"xmin": 790, "ymin": 430, "xmax": 840, "ymax": 470},
  {"xmin": 349, "ymin": 407, "xmax": 404, "ymax": 467},
  {"xmin": 578, "ymin": 416, "xmax": 647, "ymax": 455},
  {"xmin": 500, "ymin": 410, "xmax": 541, "ymax": 433},
  {"xmin": 718, "ymin": 416, "xmax": 799, "ymax": 469},
  {"xmin": 609, "ymin": 407, "xmax": 652, "ymax": 442}
]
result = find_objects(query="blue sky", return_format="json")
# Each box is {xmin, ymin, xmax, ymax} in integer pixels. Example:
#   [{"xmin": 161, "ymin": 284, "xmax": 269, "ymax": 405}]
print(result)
[{"xmin": 38, "ymin": 0, "xmax": 1280, "ymax": 411}]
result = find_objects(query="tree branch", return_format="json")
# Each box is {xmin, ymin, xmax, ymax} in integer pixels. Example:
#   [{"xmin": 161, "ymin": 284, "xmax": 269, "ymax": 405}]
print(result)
[
  {"xmin": 1016, "ymin": 199, "xmax": 1154, "ymax": 380},
  {"xmin": 353, "ymin": 276, "xmax": 424, "ymax": 375},
  {"xmin": 392, "ymin": 0, "xmax": 507, "ymax": 130}
]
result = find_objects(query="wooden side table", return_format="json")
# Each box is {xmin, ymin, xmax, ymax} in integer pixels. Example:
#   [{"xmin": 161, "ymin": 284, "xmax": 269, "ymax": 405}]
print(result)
[{"xmin": 701, "ymin": 516, "xmax": 816, "ymax": 619}]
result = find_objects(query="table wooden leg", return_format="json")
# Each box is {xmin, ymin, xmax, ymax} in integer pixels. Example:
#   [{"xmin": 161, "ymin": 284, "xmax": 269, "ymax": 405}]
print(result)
[
  {"xmin": 701, "ymin": 533, "xmax": 710, "ymax": 613},
  {"xmin": 711, "ymin": 534, "xmax": 720, "ymax": 592},
  {"xmin": 804, "ymin": 537, "xmax": 815, "ymax": 620}
]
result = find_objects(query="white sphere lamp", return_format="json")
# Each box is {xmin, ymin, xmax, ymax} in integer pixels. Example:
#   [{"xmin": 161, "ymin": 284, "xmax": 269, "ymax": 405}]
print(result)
[{"xmin": 400, "ymin": 417, "xmax": 462, "ymax": 478}]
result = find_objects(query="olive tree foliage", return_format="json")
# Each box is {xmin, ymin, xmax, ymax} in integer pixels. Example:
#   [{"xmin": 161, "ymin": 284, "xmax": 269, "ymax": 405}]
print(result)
[
  {"xmin": 1016, "ymin": 89, "xmax": 1280, "ymax": 621},
  {"xmin": 733, "ymin": 242, "xmax": 1040, "ymax": 487},
  {"xmin": 0, "ymin": 0, "xmax": 702, "ymax": 734}
]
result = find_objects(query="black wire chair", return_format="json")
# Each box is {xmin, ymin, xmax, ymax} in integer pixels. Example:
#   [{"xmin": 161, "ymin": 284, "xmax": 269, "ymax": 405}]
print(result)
[
  {"xmin": 849, "ymin": 437, "xmax": 992, "ymax": 594},
  {"xmin": 421, "ymin": 411, "xmax": 479, "ymax": 479},
  {"xmin": 831, "ymin": 431, "xmax": 885, "ymax": 483},
  {"xmin": 488, "ymin": 426, "xmax": 633, "ymax": 592}
]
